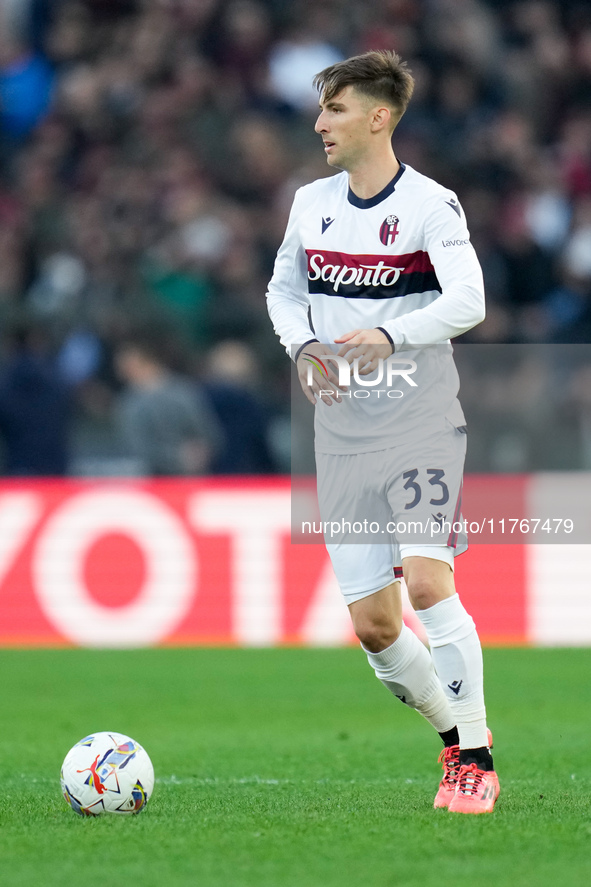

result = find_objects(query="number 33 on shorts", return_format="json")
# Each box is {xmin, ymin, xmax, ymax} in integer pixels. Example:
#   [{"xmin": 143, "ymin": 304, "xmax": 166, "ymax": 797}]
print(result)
[
  {"xmin": 401, "ymin": 468, "xmax": 449, "ymax": 510},
  {"xmin": 386, "ymin": 424, "xmax": 466, "ymax": 546}
]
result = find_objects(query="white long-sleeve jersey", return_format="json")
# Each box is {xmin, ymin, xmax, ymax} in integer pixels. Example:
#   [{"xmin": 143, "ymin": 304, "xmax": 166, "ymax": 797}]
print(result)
[{"xmin": 266, "ymin": 162, "xmax": 486, "ymax": 454}]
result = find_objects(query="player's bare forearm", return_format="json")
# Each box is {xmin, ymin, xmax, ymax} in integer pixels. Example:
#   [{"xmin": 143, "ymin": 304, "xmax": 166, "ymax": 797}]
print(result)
[
  {"xmin": 296, "ymin": 342, "xmax": 344, "ymax": 406},
  {"xmin": 335, "ymin": 328, "xmax": 394, "ymax": 375}
]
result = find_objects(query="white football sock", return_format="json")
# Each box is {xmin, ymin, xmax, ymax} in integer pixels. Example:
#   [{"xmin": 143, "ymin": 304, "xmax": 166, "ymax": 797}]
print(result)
[
  {"xmin": 415, "ymin": 594, "xmax": 488, "ymax": 749},
  {"xmin": 363, "ymin": 624, "xmax": 456, "ymax": 734}
]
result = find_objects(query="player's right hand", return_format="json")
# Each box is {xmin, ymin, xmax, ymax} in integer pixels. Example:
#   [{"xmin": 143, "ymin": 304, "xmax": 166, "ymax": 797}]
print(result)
[{"xmin": 296, "ymin": 343, "xmax": 345, "ymax": 406}]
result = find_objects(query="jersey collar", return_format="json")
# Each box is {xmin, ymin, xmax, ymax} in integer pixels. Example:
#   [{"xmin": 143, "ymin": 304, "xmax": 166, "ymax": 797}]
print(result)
[{"xmin": 347, "ymin": 162, "xmax": 406, "ymax": 209}]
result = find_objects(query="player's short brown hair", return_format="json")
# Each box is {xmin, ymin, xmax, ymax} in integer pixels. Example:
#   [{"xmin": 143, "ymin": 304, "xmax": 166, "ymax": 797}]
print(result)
[{"xmin": 313, "ymin": 50, "xmax": 414, "ymax": 124}]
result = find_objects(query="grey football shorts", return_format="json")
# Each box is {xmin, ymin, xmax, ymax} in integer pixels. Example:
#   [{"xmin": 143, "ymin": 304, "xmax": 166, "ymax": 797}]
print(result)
[{"xmin": 316, "ymin": 421, "xmax": 467, "ymax": 604}]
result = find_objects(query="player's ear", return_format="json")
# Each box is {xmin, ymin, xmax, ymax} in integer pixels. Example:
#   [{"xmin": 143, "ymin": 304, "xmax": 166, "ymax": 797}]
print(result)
[{"xmin": 370, "ymin": 106, "xmax": 392, "ymax": 133}]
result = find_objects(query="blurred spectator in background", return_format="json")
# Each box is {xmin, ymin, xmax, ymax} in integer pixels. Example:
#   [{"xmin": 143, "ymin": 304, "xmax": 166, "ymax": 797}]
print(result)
[
  {"xmin": 268, "ymin": 12, "xmax": 344, "ymax": 113},
  {"xmin": 115, "ymin": 330, "xmax": 222, "ymax": 476},
  {"xmin": 539, "ymin": 206, "xmax": 591, "ymax": 342},
  {"xmin": 0, "ymin": 0, "xmax": 55, "ymax": 143},
  {"xmin": 0, "ymin": 318, "xmax": 70, "ymax": 474},
  {"xmin": 203, "ymin": 339, "xmax": 277, "ymax": 473}
]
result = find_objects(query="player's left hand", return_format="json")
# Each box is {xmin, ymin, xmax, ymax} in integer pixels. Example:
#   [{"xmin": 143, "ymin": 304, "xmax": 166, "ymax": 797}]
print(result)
[{"xmin": 334, "ymin": 328, "xmax": 394, "ymax": 375}]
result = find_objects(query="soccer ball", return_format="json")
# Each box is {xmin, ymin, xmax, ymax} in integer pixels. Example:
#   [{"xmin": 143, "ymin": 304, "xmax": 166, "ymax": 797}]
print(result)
[{"xmin": 60, "ymin": 731, "xmax": 154, "ymax": 816}]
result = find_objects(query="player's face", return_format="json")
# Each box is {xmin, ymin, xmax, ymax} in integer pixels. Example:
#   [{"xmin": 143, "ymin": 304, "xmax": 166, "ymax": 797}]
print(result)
[{"xmin": 315, "ymin": 86, "xmax": 376, "ymax": 172}]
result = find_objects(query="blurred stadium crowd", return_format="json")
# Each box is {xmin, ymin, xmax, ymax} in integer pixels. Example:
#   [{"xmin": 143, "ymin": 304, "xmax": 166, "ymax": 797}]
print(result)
[{"xmin": 1, "ymin": 0, "xmax": 591, "ymax": 475}]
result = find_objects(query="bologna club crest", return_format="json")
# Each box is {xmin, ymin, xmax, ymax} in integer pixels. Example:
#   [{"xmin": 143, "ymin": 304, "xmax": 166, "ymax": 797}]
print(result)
[{"xmin": 379, "ymin": 215, "xmax": 399, "ymax": 246}]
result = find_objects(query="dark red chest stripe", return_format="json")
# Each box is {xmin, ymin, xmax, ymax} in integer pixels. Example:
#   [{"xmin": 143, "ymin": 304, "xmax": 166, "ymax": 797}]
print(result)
[
  {"xmin": 305, "ymin": 249, "xmax": 441, "ymax": 300},
  {"xmin": 307, "ymin": 249, "xmax": 436, "ymax": 273}
]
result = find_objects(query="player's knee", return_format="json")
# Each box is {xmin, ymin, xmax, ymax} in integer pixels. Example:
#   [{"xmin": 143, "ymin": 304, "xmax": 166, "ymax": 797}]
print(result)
[
  {"xmin": 353, "ymin": 618, "xmax": 401, "ymax": 653},
  {"xmin": 406, "ymin": 575, "xmax": 447, "ymax": 611}
]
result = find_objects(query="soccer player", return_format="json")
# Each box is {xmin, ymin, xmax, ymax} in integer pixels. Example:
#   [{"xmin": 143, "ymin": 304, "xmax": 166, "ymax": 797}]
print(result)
[{"xmin": 266, "ymin": 50, "xmax": 499, "ymax": 814}]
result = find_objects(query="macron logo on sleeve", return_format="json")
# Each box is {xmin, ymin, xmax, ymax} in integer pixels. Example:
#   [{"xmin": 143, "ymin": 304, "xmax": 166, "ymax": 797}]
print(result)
[{"xmin": 445, "ymin": 198, "xmax": 462, "ymax": 218}]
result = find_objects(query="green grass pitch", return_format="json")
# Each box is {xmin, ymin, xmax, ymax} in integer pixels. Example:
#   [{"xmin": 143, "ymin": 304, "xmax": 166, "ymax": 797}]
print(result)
[{"xmin": 1, "ymin": 647, "xmax": 590, "ymax": 887}]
